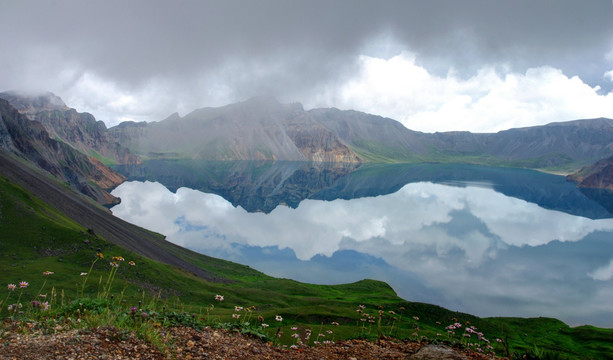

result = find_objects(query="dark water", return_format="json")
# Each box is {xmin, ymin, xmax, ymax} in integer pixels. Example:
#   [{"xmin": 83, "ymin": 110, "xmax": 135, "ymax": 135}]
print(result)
[{"xmin": 112, "ymin": 161, "xmax": 613, "ymax": 327}]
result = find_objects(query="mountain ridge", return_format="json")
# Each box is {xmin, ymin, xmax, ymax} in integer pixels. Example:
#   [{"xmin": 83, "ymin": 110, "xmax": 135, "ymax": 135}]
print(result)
[{"xmin": 108, "ymin": 96, "xmax": 613, "ymax": 171}]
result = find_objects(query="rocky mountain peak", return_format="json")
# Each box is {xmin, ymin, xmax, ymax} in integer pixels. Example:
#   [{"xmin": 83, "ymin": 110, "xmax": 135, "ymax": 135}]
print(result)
[{"xmin": 0, "ymin": 91, "xmax": 68, "ymax": 118}]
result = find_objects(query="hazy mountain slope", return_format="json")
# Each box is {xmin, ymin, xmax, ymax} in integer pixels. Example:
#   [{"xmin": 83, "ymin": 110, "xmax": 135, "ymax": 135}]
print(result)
[
  {"xmin": 474, "ymin": 118, "xmax": 613, "ymax": 167},
  {"xmin": 310, "ymin": 108, "xmax": 431, "ymax": 162},
  {"xmin": 0, "ymin": 99, "xmax": 123, "ymax": 205},
  {"xmin": 109, "ymin": 97, "xmax": 360, "ymax": 162},
  {"xmin": 0, "ymin": 91, "xmax": 140, "ymax": 165},
  {"xmin": 109, "ymin": 97, "xmax": 613, "ymax": 169}
]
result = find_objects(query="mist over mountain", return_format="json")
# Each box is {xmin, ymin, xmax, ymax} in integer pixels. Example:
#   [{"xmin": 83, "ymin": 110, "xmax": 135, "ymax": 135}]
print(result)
[{"xmin": 109, "ymin": 96, "xmax": 613, "ymax": 170}]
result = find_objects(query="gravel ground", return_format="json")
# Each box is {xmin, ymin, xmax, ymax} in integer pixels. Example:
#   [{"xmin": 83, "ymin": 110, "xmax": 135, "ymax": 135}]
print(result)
[{"xmin": 0, "ymin": 325, "xmax": 499, "ymax": 360}]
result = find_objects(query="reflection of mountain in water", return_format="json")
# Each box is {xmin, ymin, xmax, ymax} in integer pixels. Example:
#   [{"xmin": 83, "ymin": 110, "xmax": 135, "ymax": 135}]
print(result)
[
  {"xmin": 114, "ymin": 161, "xmax": 613, "ymax": 218},
  {"xmin": 114, "ymin": 161, "xmax": 360, "ymax": 213}
]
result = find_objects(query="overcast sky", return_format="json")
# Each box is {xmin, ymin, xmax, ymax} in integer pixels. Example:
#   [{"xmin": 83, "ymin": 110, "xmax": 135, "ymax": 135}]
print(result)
[{"xmin": 1, "ymin": 0, "xmax": 613, "ymax": 132}]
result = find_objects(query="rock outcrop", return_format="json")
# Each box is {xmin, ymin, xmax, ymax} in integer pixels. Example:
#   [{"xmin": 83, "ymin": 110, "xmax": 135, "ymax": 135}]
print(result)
[
  {"xmin": 567, "ymin": 155, "xmax": 613, "ymax": 190},
  {"xmin": 0, "ymin": 98, "xmax": 124, "ymax": 205},
  {"xmin": 0, "ymin": 91, "xmax": 140, "ymax": 165}
]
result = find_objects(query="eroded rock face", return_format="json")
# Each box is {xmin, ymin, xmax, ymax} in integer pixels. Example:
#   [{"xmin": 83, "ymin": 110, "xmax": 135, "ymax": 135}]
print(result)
[
  {"xmin": 567, "ymin": 155, "xmax": 613, "ymax": 190},
  {"xmin": 410, "ymin": 345, "xmax": 470, "ymax": 360},
  {"xmin": 0, "ymin": 91, "xmax": 140, "ymax": 165},
  {"xmin": 0, "ymin": 98, "xmax": 123, "ymax": 205}
]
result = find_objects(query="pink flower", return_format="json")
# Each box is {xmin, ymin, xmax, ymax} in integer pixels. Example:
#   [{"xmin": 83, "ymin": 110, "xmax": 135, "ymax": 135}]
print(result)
[
  {"xmin": 275, "ymin": 315, "xmax": 283, "ymax": 322},
  {"xmin": 18, "ymin": 281, "xmax": 28, "ymax": 288},
  {"xmin": 7, "ymin": 284, "xmax": 16, "ymax": 291}
]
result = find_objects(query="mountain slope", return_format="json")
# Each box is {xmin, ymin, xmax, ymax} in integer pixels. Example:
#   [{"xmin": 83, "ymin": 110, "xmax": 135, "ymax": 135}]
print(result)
[
  {"xmin": 568, "ymin": 154, "xmax": 613, "ymax": 190},
  {"xmin": 109, "ymin": 97, "xmax": 613, "ymax": 169},
  {"xmin": 0, "ymin": 99, "xmax": 123, "ymax": 205},
  {"xmin": 109, "ymin": 97, "xmax": 359, "ymax": 162},
  {"xmin": 0, "ymin": 91, "xmax": 140, "ymax": 165}
]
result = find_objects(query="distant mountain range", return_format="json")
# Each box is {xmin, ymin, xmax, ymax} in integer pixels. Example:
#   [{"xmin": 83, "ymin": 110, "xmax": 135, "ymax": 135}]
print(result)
[
  {"xmin": 109, "ymin": 95, "xmax": 613, "ymax": 170},
  {"xmin": 2, "ymin": 91, "xmax": 613, "ymax": 205}
]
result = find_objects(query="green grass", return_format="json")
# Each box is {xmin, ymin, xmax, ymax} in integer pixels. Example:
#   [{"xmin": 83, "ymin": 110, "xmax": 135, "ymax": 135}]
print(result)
[{"xmin": 1, "ymin": 175, "xmax": 612, "ymax": 359}]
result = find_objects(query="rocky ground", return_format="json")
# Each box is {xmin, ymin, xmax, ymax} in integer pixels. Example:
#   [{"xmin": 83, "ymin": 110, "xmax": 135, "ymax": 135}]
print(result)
[{"xmin": 0, "ymin": 325, "xmax": 499, "ymax": 360}]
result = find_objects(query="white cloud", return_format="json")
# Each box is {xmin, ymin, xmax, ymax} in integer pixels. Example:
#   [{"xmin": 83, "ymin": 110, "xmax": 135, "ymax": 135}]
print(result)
[
  {"xmin": 313, "ymin": 52, "xmax": 613, "ymax": 133},
  {"xmin": 589, "ymin": 259, "xmax": 613, "ymax": 281},
  {"xmin": 605, "ymin": 70, "xmax": 613, "ymax": 82}
]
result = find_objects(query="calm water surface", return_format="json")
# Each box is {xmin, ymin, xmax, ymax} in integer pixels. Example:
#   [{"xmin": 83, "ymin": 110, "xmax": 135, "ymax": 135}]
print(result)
[{"xmin": 111, "ymin": 161, "xmax": 613, "ymax": 327}]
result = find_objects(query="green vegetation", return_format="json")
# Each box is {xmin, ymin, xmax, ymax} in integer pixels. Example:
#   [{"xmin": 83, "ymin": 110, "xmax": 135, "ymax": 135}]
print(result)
[
  {"xmin": 88, "ymin": 149, "xmax": 117, "ymax": 166},
  {"xmin": 1, "ymin": 175, "xmax": 611, "ymax": 359}
]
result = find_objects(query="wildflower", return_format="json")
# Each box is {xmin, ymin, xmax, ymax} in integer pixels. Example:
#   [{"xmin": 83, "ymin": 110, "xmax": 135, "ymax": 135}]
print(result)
[
  {"xmin": 232, "ymin": 313, "xmax": 240, "ymax": 319},
  {"xmin": 19, "ymin": 281, "xmax": 28, "ymax": 288},
  {"xmin": 31, "ymin": 300, "xmax": 40, "ymax": 307},
  {"xmin": 80, "ymin": 272, "xmax": 87, "ymax": 276},
  {"xmin": 258, "ymin": 315, "xmax": 264, "ymax": 323},
  {"xmin": 109, "ymin": 262, "xmax": 119, "ymax": 268},
  {"xmin": 39, "ymin": 294, "xmax": 46, "ymax": 298},
  {"xmin": 291, "ymin": 333, "xmax": 300, "ymax": 338},
  {"xmin": 291, "ymin": 327, "xmax": 298, "ymax": 331},
  {"xmin": 275, "ymin": 315, "xmax": 283, "ymax": 322},
  {"xmin": 141, "ymin": 312, "xmax": 148, "ymax": 319},
  {"xmin": 261, "ymin": 323, "xmax": 269, "ymax": 328},
  {"xmin": 234, "ymin": 306, "xmax": 243, "ymax": 312},
  {"xmin": 326, "ymin": 330, "xmax": 333, "ymax": 334},
  {"xmin": 215, "ymin": 294, "xmax": 224, "ymax": 302},
  {"xmin": 128, "ymin": 261, "xmax": 136, "ymax": 266},
  {"xmin": 112, "ymin": 256, "xmax": 125, "ymax": 262},
  {"xmin": 96, "ymin": 252, "xmax": 104, "ymax": 259},
  {"xmin": 7, "ymin": 284, "xmax": 16, "ymax": 291},
  {"xmin": 290, "ymin": 345, "xmax": 298, "ymax": 349},
  {"xmin": 496, "ymin": 338, "xmax": 503, "ymax": 343},
  {"xmin": 358, "ymin": 304, "xmax": 366, "ymax": 309},
  {"xmin": 412, "ymin": 316, "xmax": 419, "ymax": 321},
  {"xmin": 331, "ymin": 321, "xmax": 340, "ymax": 326},
  {"xmin": 41, "ymin": 302, "xmax": 50, "ymax": 311},
  {"xmin": 388, "ymin": 310, "xmax": 395, "ymax": 315},
  {"xmin": 42, "ymin": 271, "xmax": 54, "ymax": 276}
]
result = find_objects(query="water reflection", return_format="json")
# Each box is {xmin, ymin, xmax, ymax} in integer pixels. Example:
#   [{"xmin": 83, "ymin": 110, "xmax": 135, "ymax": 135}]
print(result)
[
  {"xmin": 114, "ymin": 160, "xmax": 613, "ymax": 219},
  {"xmin": 111, "ymin": 172, "xmax": 613, "ymax": 327}
]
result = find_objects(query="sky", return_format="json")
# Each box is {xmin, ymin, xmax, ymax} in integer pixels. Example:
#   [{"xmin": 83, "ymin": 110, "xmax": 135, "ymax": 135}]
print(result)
[{"xmin": 1, "ymin": 0, "xmax": 613, "ymax": 132}]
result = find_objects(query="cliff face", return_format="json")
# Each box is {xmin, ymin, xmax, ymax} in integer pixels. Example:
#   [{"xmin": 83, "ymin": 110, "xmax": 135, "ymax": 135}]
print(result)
[
  {"xmin": 283, "ymin": 112, "xmax": 361, "ymax": 163},
  {"xmin": 567, "ymin": 155, "xmax": 613, "ymax": 190},
  {"xmin": 0, "ymin": 91, "xmax": 140, "ymax": 165},
  {"xmin": 0, "ymin": 98, "xmax": 124, "ymax": 205}
]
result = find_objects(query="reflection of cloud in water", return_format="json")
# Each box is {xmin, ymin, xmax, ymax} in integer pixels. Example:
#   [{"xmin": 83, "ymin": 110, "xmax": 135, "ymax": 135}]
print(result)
[{"xmin": 111, "ymin": 181, "xmax": 613, "ymax": 326}]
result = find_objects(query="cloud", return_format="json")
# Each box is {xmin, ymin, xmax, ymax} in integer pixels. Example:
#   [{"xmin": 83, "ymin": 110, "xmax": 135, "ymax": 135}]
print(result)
[
  {"xmin": 312, "ymin": 53, "xmax": 613, "ymax": 133},
  {"xmin": 1, "ymin": 1, "xmax": 613, "ymax": 129},
  {"xmin": 589, "ymin": 259, "xmax": 613, "ymax": 281},
  {"xmin": 605, "ymin": 70, "xmax": 613, "ymax": 82}
]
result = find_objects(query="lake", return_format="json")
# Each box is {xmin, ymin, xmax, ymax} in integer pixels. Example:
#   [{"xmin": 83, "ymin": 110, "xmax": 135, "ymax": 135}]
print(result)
[{"xmin": 111, "ymin": 161, "xmax": 613, "ymax": 327}]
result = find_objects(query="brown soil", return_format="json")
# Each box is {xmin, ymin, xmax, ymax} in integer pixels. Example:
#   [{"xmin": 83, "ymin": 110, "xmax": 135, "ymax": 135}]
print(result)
[{"xmin": 0, "ymin": 325, "xmax": 498, "ymax": 360}]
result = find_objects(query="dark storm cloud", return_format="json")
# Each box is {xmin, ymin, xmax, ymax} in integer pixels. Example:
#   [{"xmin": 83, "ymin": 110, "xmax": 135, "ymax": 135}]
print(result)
[{"xmin": 1, "ymin": 0, "xmax": 612, "ymax": 124}]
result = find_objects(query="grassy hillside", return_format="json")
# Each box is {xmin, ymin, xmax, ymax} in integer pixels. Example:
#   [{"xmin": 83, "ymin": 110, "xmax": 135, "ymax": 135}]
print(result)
[{"xmin": 1, "ymin": 166, "xmax": 612, "ymax": 358}]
